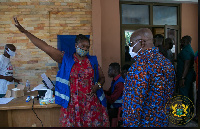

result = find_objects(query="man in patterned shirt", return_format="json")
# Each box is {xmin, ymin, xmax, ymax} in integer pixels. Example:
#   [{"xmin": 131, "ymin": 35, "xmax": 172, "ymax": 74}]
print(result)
[{"xmin": 122, "ymin": 28, "xmax": 175, "ymax": 127}]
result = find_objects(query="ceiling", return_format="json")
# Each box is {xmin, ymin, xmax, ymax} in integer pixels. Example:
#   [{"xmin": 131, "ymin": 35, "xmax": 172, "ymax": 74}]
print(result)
[{"xmin": 120, "ymin": 0, "xmax": 198, "ymax": 3}]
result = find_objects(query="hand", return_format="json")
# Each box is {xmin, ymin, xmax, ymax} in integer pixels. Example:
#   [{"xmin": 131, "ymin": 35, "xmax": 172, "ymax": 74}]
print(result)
[
  {"xmin": 91, "ymin": 84, "xmax": 99, "ymax": 93},
  {"xmin": 179, "ymin": 79, "xmax": 185, "ymax": 88},
  {"xmin": 86, "ymin": 92, "xmax": 96, "ymax": 98},
  {"xmin": 13, "ymin": 16, "xmax": 28, "ymax": 33},
  {"xmin": 4, "ymin": 76, "xmax": 14, "ymax": 82},
  {"xmin": 14, "ymin": 78, "xmax": 21, "ymax": 84}
]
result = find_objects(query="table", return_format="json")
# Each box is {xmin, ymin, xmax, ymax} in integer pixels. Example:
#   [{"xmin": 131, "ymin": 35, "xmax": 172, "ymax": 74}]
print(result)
[{"xmin": 0, "ymin": 91, "xmax": 61, "ymax": 127}]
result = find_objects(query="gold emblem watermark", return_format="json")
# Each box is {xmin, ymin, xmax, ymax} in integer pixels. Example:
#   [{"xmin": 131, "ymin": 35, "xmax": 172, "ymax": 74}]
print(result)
[{"xmin": 165, "ymin": 95, "xmax": 194, "ymax": 125}]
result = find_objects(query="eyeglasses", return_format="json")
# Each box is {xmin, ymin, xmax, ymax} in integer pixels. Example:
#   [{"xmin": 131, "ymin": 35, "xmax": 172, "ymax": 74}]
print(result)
[
  {"xmin": 129, "ymin": 39, "xmax": 144, "ymax": 47},
  {"xmin": 128, "ymin": 39, "xmax": 152, "ymax": 46}
]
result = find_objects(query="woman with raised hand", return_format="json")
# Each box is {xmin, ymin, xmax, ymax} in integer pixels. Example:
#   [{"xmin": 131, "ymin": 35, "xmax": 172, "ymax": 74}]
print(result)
[{"xmin": 14, "ymin": 17, "xmax": 109, "ymax": 127}]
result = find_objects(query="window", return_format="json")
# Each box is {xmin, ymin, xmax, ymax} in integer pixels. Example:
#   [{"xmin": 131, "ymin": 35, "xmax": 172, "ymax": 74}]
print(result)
[
  {"xmin": 153, "ymin": 6, "xmax": 177, "ymax": 25},
  {"xmin": 121, "ymin": 4, "xmax": 149, "ymax": 25},
  {"xmin": 120, "ymin": 1, "xmax": 180, "ymax": 67},
  {"xmin": 125, "ymin": 30, "xmax": 134, "ymax": 62}
]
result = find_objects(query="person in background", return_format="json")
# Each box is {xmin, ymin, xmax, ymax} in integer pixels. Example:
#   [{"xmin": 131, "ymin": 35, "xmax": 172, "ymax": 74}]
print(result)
[
  {"xmin": 104, "ymin": 63, "xmax": 124, "ymax": 127},
  {"xmin": 122, "ymin": 28, "xmax": 175, "ymax": 127},
  {"xmin": 194, "ymin": 50, "xmax": 198, "ymax": 94},
  {"xmin": 194, "ymin": 50, "xmax": 198, "ymax": 123},
  {"xmin": 125, "ymin": 46, "xmax": 132, "ymax": 62},
  {"xmin": 121, "ymin": 64, "xmax": 131, "ymax": 79},
  {"xmin": 153, "ymin": 34, "xmax": 164, "ymax": 54},
  {"xmin": 0, "ymin": 44, "xmax": 20, "ymax": 98},
  {"xmin": 14, "ymin": 17, "xmax": 109, "ymax": 127},
  {"xmin": 162, "ymin": 38, "xmax": 174, "ymax": 64},
  {"xmin": 177, "ymin": 35, "xmax": 196, "ymax": 103}
]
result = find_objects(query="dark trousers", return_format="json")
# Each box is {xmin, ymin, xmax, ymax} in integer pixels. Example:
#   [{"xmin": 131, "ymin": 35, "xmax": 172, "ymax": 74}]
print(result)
[{"xmin": 108, "ymin": 108, "xmax": 118, "ymax": 126}]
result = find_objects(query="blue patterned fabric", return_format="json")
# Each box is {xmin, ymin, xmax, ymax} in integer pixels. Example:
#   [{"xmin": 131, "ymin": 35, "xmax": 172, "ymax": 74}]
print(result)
[{"xmin": 122, "ymin": 47, "xmax": 175, "ymax": 127}]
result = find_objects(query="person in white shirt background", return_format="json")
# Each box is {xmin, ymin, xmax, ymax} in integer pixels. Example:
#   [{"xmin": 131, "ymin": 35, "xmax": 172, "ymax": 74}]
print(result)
[{"xmin": 0, "ymin": 44, "xmax": 20, "ymax": 98}]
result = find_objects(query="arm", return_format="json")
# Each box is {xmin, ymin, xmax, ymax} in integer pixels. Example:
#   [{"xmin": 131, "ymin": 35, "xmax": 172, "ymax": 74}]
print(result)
[
  {"xmin": 0, "ymin": 75, "xmax": 14, "ymax": 82},
  {"xmin": 0, "ymin": 75, "xmax": 21, "ymax": 83},
  {"xmin": 105, "ymin": 82, "xmax": 124, "ymax": 104},
  {"xmin": 14, "ymin": 17, "xmax": 63, "ymax": 63},
  {"xmin": 91, "ymin": 64, "xmax": 105, "ymax": 93},
  {"xmin": 182, "ymin": 60, "xmax": 191, "ymax": 78},
  {"xmin": 13, "ymin": 78, "xmax": 21, "ymax": 84},
  {"xmin": 122, "ymin": 64, "xmax": 148, "ymax": 127},
  {"xmin": 104, "ymin": 87, "xmax": 111, "ymax": 96},
  {"xmin": 98, "ymin": 64, "xmax": 105, "ymax": 88},
  {"xmin": 179, "ymin": 60, "xmax": 191, "ymax": 87}
]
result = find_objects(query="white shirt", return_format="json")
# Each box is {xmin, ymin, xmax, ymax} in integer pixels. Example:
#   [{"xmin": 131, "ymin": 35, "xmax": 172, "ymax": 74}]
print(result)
[{"xmin": 0, "ymin": 54, "xmax": 14, "ymax": 94}]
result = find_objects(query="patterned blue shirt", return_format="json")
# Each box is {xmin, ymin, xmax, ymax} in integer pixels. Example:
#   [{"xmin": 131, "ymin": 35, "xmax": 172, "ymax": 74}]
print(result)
[{"xmin": 122, "ymin": 47, "xmax": 175, "ymax": 127}]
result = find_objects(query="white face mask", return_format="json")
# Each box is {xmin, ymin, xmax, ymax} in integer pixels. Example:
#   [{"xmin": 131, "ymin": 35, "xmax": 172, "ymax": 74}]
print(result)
[
  {"xmin": 129, "ymin": 41, "xmax": 142, "ymax": 58},
  {"xmin": 6, "ymin": 48, "xmax": 15, "ymax": 57}
]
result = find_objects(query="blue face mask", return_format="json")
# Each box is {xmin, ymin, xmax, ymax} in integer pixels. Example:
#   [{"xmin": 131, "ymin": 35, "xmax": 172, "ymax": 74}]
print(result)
[{"xmin": 76, "ymin": 47, "xmax": 89, "ymax": 57}]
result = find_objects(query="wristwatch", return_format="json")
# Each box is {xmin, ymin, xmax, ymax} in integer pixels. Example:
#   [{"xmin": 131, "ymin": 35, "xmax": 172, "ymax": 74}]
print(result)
[{"xmin": 96, "ymin": 82, "xmax": 102, "ymax": 89}]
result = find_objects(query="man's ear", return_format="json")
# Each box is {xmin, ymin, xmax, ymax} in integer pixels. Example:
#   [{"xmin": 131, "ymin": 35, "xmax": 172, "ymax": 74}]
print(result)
[
  {"xmin": 75, "ymin": 43, "xmax": 78, "ymax": 48},
  {"xmin": 141, "ymin": 40, "xmax": 145, "ymax": 48}
]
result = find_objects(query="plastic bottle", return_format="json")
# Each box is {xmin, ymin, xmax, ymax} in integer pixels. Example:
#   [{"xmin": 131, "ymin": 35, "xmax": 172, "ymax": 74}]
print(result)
[{"xmin": 26, "ymin": 80, "xmax": 30, "ymax": 92}]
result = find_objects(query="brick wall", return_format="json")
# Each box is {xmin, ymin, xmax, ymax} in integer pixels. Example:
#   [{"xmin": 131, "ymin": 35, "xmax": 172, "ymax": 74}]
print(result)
[{"xmin": 0, "ymin": 0, "xmax": 92, "ymax": 88}]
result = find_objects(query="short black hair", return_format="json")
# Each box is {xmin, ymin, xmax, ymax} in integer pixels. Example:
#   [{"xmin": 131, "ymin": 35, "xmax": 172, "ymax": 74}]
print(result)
[
  {"xmin": 182, "ymin": 35, "xmax": 192, "ymax": 44},
  {"xmin": 109, "ymin": 63, "xmax": 120, "ymax": 73},
  {"xmin": 5, "ymin": 44, "xmax": 16, "ymax": 51},
  {"xmin": 75, "ymin": 34, "xmax": 90, "ymax": 45},
  {"xmin": 154, "ymin": 34, "xmax": 164, "ymax": 39}
]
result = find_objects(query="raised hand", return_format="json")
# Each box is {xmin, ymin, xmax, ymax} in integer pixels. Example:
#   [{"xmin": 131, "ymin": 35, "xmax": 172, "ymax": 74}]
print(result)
[
  {"xmin": 14, "ymin": 78, "xmax": 21, "ymax": 84},
  {"xmin": 13, "ymin": 16, "xmax": 63, "ymax": 63},
  {"xmin": 13, "ymin": 17, "xmax": 28, "ymax": 33}
]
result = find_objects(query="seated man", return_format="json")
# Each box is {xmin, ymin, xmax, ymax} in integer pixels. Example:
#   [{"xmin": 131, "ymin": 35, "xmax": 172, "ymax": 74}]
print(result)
[
  {"xmin": 0, "ymin": 44, "xmax": 20, "ymax": 98},
  {"xmin": 104, "ymin": 63, "xmax": 124, "ymax": 127}
]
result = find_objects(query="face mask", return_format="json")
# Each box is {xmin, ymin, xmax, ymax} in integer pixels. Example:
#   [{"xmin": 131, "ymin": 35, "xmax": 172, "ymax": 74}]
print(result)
[
  {"xmin": 129, "ymin": 46, "xmax": 138, "ymax": 58},
  {"xmin": 129, "ymin": 41, "xmax": 142, "ymax": 58},
  {"xmin": 6, "ymin": 48, "xmax": 15, "ymax": 57},
  {"xmin": 76, "ymin": 47, "xmax": 89, "ymax": 57}
]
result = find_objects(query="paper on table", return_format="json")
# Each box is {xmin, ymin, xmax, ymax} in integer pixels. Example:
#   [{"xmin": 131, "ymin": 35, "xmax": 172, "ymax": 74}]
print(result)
[
  {"xmin": 12, "ymin": 88, "xmax": 21, "ymax": 91},
  {"xmin": 0, "ymin": 97, "xmax": 14, "ymax": 104},
  {"xmin": 31, "ymin": 84, "xmax": 48, "ymax": 91}
]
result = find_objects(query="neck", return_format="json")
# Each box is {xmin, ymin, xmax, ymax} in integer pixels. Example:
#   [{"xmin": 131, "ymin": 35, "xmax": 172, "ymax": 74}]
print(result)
[
  {"xmin": 75, "ymin": 53, "xmax": 86, "ymax": 61},
  {"xmin": 3, "ymin": 52, "xmax": 10, "ymax": 58},
  {"xmin": 163, "ymin": 46, "xmax": 168, "ymax": 50},
  {"xmin": 143, "ymin": 43, "xmax": 154, "ymax": 50},
  {"xmin": 113, "ymin": 73, "xmax": 119, "ymax": 79}
]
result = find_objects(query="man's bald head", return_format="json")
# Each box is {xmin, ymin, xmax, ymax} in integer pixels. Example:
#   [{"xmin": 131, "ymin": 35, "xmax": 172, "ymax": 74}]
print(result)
[
  {"xmin": 130, "ymin": 28, "xmax": 154, "ymax": 53},
  {"xmin": 131, "ymin": 28, "xmax": 153, "ymax": 40}
]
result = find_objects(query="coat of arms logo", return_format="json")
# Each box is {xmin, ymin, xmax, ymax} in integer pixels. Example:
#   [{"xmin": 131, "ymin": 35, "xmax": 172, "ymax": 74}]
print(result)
[
  {"xmin": 165, "ymin": 95, "xmax": 194, "ymax": 125},
  {"xmin": 171, "ymin": 104, "xmax": 188, "ymax": 117}
]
